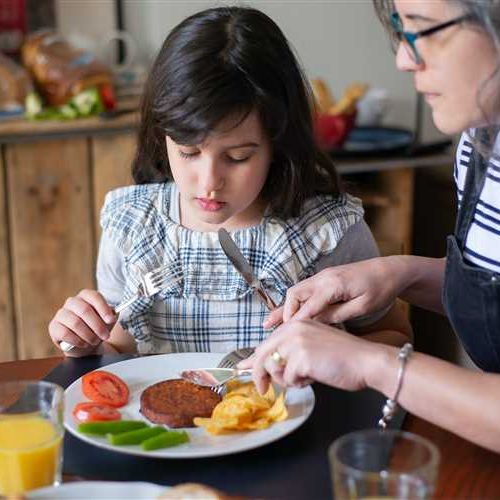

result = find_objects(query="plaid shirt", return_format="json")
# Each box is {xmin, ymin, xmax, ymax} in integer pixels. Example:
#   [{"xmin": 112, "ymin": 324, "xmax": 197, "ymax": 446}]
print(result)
[{"xmin": 100, "ymin": 182, "xmax": 364, "ymax": 354}]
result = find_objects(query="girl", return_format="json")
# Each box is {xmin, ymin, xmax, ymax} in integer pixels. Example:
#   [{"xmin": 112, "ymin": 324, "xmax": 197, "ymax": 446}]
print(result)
[
  {"xmin": 48, "ymin": 6, "xmax": 411, "ymax": 357},
  {"xmin": 245, "ymin": 0, "xmax": 500, "ymax": 453}
]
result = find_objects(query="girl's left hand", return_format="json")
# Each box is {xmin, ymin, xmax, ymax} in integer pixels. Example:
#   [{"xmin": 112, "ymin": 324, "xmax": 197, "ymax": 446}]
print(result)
[{"xmin": 239, "ymin": 320, "xmax": 379, "ymax": 395}]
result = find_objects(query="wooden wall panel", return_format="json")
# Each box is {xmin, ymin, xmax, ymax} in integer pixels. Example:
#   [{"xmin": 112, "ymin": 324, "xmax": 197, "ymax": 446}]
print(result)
[
  {"xmin": 369, "ymin": 167, "xmax": 414, "ymax": 254},
  {"xmin": 0, "ymin": 150, "xmax": 15, "ymax": 361},
  {"xmin": 92, "ymin": 133, "xmax": 136, "ymax": 244},
  {"xmin": 6, "ymin": 139, "xmax": 95, "ymax": 359}
]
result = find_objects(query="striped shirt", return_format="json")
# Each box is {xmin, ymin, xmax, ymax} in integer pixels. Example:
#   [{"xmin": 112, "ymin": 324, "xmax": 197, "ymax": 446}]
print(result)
[
  {"xmin": 98, "ymin": 182, "xmax": 376, "ymax": 355},
  {"xmin": 454, "ymin": 133, "xmax": 500, "ymax": 273}
]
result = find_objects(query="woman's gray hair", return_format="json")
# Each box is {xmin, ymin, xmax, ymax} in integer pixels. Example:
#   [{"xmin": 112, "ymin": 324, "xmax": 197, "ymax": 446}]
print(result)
[{"xmin": 373, "ymin": 0, "xmax": 500, "ymax": 159}]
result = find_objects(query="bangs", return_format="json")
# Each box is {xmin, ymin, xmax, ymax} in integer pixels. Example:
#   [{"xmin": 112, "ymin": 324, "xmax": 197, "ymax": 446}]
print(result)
[{"xmin": 157, "ymin": 72, "xmax": 258, "ymax": 145}]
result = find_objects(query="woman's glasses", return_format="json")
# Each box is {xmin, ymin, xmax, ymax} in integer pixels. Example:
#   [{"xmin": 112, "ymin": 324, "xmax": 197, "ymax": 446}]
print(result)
[{"xmin": 390, "ymin": 12, "xmax": 472, "ymax": 64}]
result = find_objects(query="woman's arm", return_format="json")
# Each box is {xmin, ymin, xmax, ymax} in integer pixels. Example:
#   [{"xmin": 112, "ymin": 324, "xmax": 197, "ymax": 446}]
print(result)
[
  {"xmin": 369, "ymin": 343, "xmax": 500, "ymax": 453},
  {"xmin": 391, "ymin": 255, "xmax": 447, "ymax": 314},
  {"xmin": 349, "ymin": 300, "xmax": 412, "ymax": 347},
  {"xmin": 243, "ymin": 320, "xmax": 500, "ymax": 453},
  {"xmin": 265, "ymin": 254, "xmax": 447, "ymax": 327}
]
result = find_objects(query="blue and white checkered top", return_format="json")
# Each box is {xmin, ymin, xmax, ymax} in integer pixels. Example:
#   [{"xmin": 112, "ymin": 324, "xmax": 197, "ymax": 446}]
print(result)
[{"xmin": 100, "ymin": 182, "xmax": 364, "ymax": 354}]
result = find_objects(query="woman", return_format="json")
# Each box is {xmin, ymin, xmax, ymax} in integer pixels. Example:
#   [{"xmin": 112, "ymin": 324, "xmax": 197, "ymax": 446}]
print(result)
[{"xmin": 243, "ymin": 0, "xmax": 500, "ymax": 453}]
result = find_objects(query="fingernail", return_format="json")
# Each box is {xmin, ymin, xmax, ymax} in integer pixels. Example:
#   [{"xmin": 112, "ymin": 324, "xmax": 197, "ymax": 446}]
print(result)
[
  {"xmin": 105, "ymin": 315, "xmax": 116, "ymax": 324},
  {"xmin": 262, "ymin": 320, "xmax": 271, "ymax": 328}
]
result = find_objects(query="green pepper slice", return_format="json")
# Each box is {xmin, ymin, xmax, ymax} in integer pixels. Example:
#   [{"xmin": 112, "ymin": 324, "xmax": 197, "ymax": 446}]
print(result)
[
  {"xmin": 141, "ymin": 430, "xmax": 190, "ymax": 451},
  {"xmin": 108, "ymin": 426, "xmax": 167, "ymax": 446},
  {"xmin": 78, "ymin": 420, "xmax": 147, "ymax": 435}
]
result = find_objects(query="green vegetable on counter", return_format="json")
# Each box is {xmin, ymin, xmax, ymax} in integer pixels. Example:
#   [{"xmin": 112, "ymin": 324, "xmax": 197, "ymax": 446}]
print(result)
[
  {"xmin": 25, "ymin": 87, "xmax": 105, "ymax": 121},
  {"xmin": 141, "ymin": 430, "xmax": 190, "ymax": 451},
  {"xmin": 78, "ymin": 420, "xmax": 147, "ymax": 435},
  {"xmin": 25, "ymin": 92, "xmax": 43, "ymax": 118},
  {"xmin": 107, "ymin": 426, "xmax": 167, "ymax": 446}
]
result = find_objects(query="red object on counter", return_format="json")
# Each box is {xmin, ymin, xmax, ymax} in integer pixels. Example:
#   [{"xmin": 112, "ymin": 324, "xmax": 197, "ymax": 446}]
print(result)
[
  {"xmin": 314, "ymin": 111, "xmax": 356, "ymax": 150},
  {"xmin": 0, "ymin": 0, "xmax": 26, "ymax": 56},
  {"xmin": 100, "ymin": 83, "xmax": 117, "ymax": 111}
]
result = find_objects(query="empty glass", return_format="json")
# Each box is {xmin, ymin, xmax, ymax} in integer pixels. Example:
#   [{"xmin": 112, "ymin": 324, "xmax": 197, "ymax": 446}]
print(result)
[{"xmin": 329, "ymin": 429, "xmax": 440, "ymax": 499}]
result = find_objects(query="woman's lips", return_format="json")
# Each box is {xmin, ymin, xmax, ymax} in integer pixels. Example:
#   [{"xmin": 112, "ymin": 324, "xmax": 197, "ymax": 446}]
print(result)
[{"xmin": 196, "ymin": 198, "xmax": 226, "ymax": 212}]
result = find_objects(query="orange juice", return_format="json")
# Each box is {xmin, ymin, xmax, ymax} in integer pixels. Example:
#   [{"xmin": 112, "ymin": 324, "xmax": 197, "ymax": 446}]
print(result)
[{"xmin": 0, "ymin": 416, "xmax": 63, "ymax": 495}]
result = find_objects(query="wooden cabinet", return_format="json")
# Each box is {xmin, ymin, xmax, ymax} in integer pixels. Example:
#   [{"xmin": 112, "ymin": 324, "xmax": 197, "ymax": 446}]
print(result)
[
  {"xmin": 6, "ymin": 139, "xmax": 94, "ymax": 359},
  {"xmin": 0, "ymin": 115, "xmax": 453, "ymax": 360},
  {"xmin": 0, "ymin": 114, "xmax": 137, "ymax": 361},
  {"xmin": 0, "ymin": 152, "xmax": 15, "ymax": 361},
  {"xmin": 91, "ymin": 134, "xmax": 135, "ymax": 242}
]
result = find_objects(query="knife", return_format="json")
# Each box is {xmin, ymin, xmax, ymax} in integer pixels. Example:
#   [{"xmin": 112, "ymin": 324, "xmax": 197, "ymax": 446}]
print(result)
[{"xmin": 218, "ymin": 228, "xmax": 277, "ymax": 311}]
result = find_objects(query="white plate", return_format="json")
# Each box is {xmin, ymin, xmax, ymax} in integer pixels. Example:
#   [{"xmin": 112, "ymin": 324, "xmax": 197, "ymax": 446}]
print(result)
[
  {"xmin": 28, "ymin": 481, "xmax": 166, "ymax": 499},
  {"xmin": 64, "ymin": 352, "xmax": 315, "ymax": 458}
]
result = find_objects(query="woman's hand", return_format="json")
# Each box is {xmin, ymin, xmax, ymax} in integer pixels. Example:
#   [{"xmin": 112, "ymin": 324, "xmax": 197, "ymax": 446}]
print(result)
[
  {"xmin": 48, "ymin": 289, "xmax": 117, "ymax": 357},
  {"xmin": 239, "ymin": 320, "xmax": 380, "ymax": 394},
  {"xmin": 264, "ymin": 256, "xmax": 405, "ymax": 328}
]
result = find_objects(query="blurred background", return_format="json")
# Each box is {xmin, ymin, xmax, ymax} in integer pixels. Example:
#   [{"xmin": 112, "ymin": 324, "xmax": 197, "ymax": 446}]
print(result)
[{"xmin": 0, "ymin": 0, "xmax": 469, "ymax": 368}]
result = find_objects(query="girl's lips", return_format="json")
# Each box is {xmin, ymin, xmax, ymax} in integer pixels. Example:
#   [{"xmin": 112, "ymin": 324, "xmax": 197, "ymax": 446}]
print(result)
[
  {"xmin": 424, "ymin": 92, "xmax": 440, "ymax": 103},
  {"xmin": 196, "ymin": 198, "xmax": 226, "ymax": 212}
]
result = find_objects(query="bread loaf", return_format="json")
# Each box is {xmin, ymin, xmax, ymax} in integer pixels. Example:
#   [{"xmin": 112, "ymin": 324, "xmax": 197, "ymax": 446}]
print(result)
[{"xmin": 21, "ymin": 30, "xmax": 112, "ymax": 106}]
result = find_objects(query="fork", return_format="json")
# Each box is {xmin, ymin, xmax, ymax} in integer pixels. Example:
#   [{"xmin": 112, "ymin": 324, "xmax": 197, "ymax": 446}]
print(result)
[
  {"xmin": 217, "ymin": 347, "xmax": 255, "ymax": 369},
  {"xmin": 59, "ymin": 265, "xmax": 183, "ymax": 353}
]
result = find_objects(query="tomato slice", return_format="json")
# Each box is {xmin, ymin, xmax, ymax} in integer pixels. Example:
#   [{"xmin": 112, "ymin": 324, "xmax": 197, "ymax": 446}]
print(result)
[
  {"xmin": 82, "ymin": 370, "xmax": 129, "ymax": 408},
  {"xmin": 72, "ymin": 402, "xmax": 121, "ymax": 423}
]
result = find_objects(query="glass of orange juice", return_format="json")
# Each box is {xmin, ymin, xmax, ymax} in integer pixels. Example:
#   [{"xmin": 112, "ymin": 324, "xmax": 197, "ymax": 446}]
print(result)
[{"xmin": 0, "ymin": 380, "xmax": 64, "ymax": 495}]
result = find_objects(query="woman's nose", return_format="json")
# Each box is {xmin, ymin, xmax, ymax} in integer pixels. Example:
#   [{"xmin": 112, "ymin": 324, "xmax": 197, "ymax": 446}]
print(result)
[
  {"xmin": 200, "ymin": 161, "xmax": 224, "ymax": 193},
  {"xmin": 395, "ymin": 43, "xmax": 424, "ymax": 72}
]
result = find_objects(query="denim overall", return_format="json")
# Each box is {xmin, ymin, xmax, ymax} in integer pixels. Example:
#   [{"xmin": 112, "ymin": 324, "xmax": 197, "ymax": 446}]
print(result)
[{"xmin": 442, "ymin": 142, "xmax": 500, "ymax": 372}]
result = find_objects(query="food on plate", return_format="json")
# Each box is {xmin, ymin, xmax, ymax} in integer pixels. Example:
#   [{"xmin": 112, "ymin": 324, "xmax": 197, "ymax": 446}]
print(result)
[
  {"xmin": 157, "ymin": 483, "xmax": 227, "ymax": 499},
  {"xmin": 78, "ymin": 420, "xmax": 146, "ymax": 435},
  {"xmin": 140, "ymin": 379, "xmax": 221, "ymax": 428},
  {"xmin": 141, "ymin": 430, "xmax": 189, "ymax": 451},
  {"xmin": 107, "ymin": 426, "xmax": 166, "ymax": 446},
  {"xmin": 194, "ymin": 380, "xmax": 288, "ymax": 435},
  {"xmin": 72, "ymin": 402, "xmax": 121, "ymax": 423},
  {"xmin": 82, "ymin": 370, "xmax": 129, "ymax": 408},
  {"xmin": 77, "ymin": 419, "xmax": 190, "ymax": 451}
]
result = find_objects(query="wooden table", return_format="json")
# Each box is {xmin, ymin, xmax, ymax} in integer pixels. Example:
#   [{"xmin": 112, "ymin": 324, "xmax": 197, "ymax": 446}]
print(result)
[{"xmin": 2, "ymin": 356, "xmax": 499, "ymax": 499}]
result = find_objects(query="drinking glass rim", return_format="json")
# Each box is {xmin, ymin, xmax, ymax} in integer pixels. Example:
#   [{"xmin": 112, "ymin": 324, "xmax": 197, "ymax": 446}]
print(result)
[
  {"xmin": 329, "ymin": 429, "xmax": 440, "ymax": 479},
  {"xmin": 0, "ymin": 379, "xmax": 64, "ymax": 394}
]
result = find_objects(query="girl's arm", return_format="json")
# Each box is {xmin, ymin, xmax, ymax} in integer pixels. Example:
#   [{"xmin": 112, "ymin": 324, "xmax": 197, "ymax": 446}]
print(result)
[{"xmin": 96, "ymin": 323, "xmax": 137, "ymax": 354}]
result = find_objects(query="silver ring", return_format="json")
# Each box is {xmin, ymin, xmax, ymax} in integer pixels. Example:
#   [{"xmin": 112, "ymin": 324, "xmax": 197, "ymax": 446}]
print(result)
[{"xmin": 270, "ymin": 350, "xmax": 286, "ymax": 366}]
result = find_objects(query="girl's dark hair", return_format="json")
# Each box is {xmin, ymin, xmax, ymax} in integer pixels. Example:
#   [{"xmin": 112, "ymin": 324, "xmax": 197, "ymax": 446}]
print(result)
[
  {"xmin": 133, "ymin": 6, "xmax": 341, "ymax": 218},
  {"xmin": 373, "ymin": 0, "xmax": 500, "ymax": 160}
]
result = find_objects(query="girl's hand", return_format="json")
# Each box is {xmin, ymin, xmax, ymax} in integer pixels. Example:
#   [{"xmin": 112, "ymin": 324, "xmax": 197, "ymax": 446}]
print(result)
[
  {"xmin": 48, "ymin": 289, "xmax": 117, "ymax": 357},
  {"xmin": 263, "ymin": 256, "xmax": 403, "ymax": 328},
  {"xmin": 239, "ymin": 319, "xmax": 379, "ymax": 395}
]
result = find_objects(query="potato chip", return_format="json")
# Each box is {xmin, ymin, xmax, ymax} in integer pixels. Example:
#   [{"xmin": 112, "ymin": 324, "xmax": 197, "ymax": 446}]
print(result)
[{"xmin": 194, "ymin": 381, "xmax": 288, "ymax": 435}]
